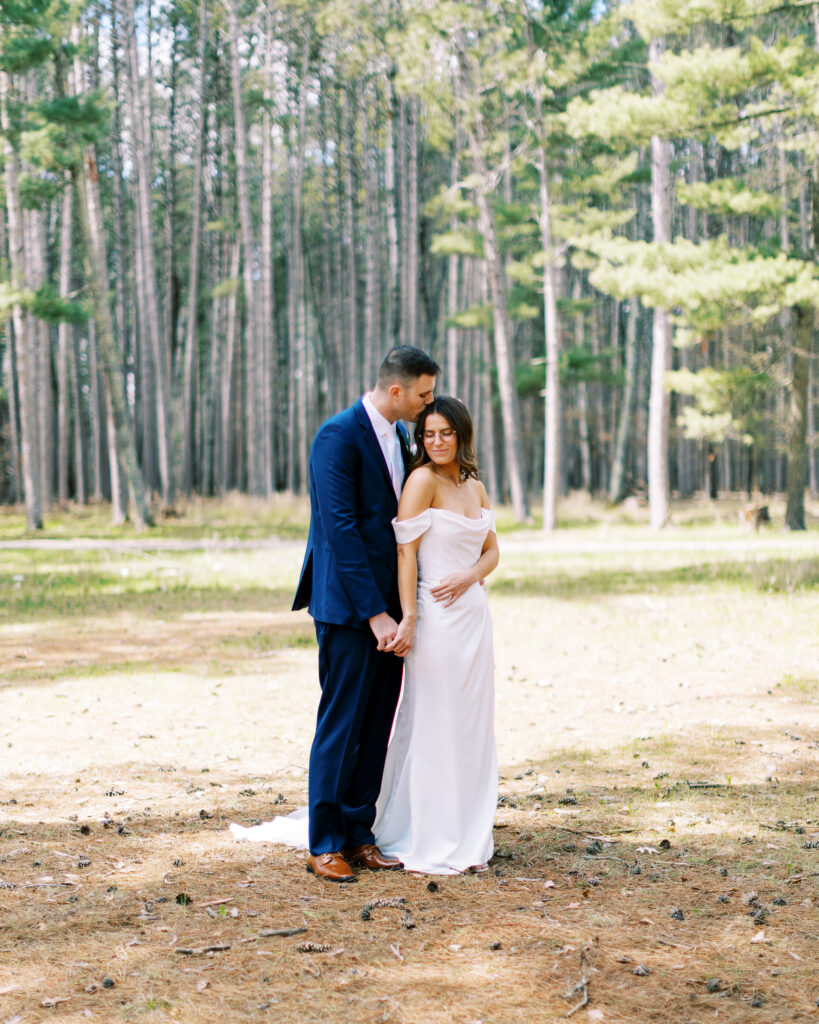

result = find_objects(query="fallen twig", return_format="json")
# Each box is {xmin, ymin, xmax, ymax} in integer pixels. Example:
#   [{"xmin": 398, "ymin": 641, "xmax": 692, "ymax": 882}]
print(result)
[
  {"xmin": 563, "ymin": 980, "xmax": 589, "ymax": 1017},
  {"xmin": 656, "ymin": 937, "xmax": 693, "ymax": 949},
  {"xmin": 175, "ymin": 944, "xmax": 231, "ymax": 956},
  {"xmin": 259, "ymin": 927, "xmax": 307, "ymax": 938}
]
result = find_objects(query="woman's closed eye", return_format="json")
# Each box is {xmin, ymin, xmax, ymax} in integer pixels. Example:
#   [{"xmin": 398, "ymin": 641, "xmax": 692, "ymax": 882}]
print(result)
[{"xmin": 422, "ymin": 429, "xmax": 456, "ymax": 442}]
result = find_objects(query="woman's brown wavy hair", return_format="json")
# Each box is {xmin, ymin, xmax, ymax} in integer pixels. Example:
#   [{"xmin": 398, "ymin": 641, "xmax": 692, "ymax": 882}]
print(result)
[{"xmin": 410, "ymin": 396, "xmax": 479, "ymax": 482}]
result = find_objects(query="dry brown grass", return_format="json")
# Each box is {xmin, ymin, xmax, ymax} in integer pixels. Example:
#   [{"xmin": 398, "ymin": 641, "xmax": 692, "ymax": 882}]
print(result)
[{"xmin": 2, "ymin": 733, "xmax": 819, "ymax": 1024}]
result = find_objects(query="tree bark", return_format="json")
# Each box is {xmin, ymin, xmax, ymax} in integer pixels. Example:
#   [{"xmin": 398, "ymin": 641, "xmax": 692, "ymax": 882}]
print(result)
[
  {"xmin": 1, "ymin": 71, "xmax": 42, "ymax": 529},
  {"xmin": 539, "ymin": 141, "xmax": 561, "ymax": 530},
  {"xmin": 73, "ymin": 151, "xmax": 152, "ymax": 528},
  {"xmin": 124, "ymin": 0, "xmax": 173, "ymax": 507},
  {"xmin": 610, "ymin": 299, "xmax": 640, "ymax": 503},
  {"xmin": 362, "ymin": 80, "xmax": 381, "ymax": 388},
  {"xmin": 647, "ymin": 37, "xmax": 672, "ymax": 530},
  {"xmin": 260, "ymin": 0, "xmax": 276, "ymax": 493},
  {"xmin": 785, "ymin": 305, "xmax": 812, "ymax": 530},
  {"xmin": 452, "ymin": 43, "xmax": 529, "ymax": 521},
  {"xmin": 384, "ymin": 76, "xmax": 400, "ymax": 347},
  {"xmin": 57, "ymin": 177, "xmax": 73, "ymax": 507},
  {"xmin": 180, "ymin": 0, "xmax": 209, "ymax": 494},
  {"xmin": 227, "ymin": 0, "xmax": 264, "ymax": 496}
]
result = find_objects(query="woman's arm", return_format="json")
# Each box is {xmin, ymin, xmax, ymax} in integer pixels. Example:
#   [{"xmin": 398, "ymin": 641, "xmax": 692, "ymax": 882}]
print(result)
[
  {"xmin": 384, "ymin": 469, "xmax": 436, "ymax": 657},
  {"xmin": 429, "ymin": 482, "xmax": 499, "ymax": 607}
]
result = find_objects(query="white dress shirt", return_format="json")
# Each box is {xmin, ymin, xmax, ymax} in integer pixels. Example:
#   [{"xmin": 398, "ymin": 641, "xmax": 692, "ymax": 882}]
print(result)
[{"xmin": 362, "ymin": 392, "xmax": 404, "ymax": 499}]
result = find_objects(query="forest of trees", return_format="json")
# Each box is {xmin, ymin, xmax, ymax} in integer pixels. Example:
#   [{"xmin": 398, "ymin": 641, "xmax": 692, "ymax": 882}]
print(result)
[{"xmin": 1, "ymin": 0, "xmax": 817, "ymax": 530}]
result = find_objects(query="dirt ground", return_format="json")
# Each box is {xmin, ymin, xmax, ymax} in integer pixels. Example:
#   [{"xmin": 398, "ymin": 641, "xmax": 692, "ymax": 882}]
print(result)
[{"xmin": 1, "ymin": 526, "xmax": 819, "ymax": 1023}]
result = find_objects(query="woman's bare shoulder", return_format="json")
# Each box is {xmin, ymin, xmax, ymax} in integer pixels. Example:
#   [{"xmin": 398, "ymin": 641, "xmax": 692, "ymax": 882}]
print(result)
[
  {"xmin": 397, "ymin": 465, "xmax": 437, "ymax": 518},
  {"xmin": 474, "ymin": 478, "xmax": 491, "ymax": 508},
  {"xmin": 405, "ymin": 465, "xmax": 437, "ymax": 492}
]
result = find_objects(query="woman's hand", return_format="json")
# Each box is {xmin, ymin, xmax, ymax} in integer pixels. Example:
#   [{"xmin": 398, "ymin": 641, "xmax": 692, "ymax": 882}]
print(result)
[
  {"xmin": 385, "ymin": 616, "xmax": 415, "ymax": 657},
  {"xmin": 430, "ymin": 570, "xmax": 477, "ymax": 607}
]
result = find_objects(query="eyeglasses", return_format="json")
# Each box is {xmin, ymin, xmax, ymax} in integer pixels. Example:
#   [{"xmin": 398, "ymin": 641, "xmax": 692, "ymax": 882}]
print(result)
[{"xmin": 421, "ymin": 428, "xmax": 456, "ymax": 442}]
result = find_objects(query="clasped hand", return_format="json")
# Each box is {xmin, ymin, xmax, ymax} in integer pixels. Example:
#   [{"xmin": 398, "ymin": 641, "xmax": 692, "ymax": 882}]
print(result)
[{"xmin": 370, "ymin": 611, "xmax": 413, "ymax": 657}]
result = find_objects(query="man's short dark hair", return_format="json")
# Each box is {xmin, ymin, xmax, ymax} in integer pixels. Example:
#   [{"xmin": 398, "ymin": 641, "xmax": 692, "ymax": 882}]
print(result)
[{"xmin": 377, "ymin": 346, "xmax": 440, "ymax": 387}]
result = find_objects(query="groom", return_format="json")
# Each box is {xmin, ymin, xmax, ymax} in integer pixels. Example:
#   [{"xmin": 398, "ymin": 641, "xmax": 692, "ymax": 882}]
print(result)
[{"xmin": 293, "ymin": 346, "xmax": 440, "ymax": 881}]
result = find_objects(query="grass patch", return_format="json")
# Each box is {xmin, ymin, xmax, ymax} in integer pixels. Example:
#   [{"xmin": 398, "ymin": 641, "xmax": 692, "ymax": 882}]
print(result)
[
  {"xmin": 494, "ymin": 553, "xmax": 819, "ymax": 599},
  {"xmin": 0, "ymin": 492, "xmax": 311, "ymax": 541},
  {"xmin": 776, "ymin": 672, "xmax": 819, "ymax": 699}
]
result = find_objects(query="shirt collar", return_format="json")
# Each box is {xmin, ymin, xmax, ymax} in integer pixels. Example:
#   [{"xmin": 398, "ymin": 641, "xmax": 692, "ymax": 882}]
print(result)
[{"xmin": 362, "ymin": 392, "xmax": 397, "ymax": 439}]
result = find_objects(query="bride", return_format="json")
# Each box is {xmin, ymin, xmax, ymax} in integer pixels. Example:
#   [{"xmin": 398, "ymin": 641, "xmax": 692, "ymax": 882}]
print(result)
[
  {"xmin": 376, "ymin": 395, "xmax": 499, "ymax": 873},
  {"xmin": 231, "ymin": 395, "xmax": 499, "ymax": 875}
]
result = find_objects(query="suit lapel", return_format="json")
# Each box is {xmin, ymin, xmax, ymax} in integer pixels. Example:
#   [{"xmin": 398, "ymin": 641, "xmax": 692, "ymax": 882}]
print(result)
[{"xmin": 354, "ymin": 399, "xmax": 396, "ymax": 495}]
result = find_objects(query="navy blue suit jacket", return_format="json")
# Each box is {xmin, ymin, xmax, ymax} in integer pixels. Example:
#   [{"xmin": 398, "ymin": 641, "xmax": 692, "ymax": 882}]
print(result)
[{"xmin": 292, "ymin": 399, "xmax": 411, "ymax": 629}]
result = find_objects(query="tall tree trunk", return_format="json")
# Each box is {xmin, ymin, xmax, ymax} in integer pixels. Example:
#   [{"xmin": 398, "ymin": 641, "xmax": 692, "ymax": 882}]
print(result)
[
  {"xmin": 610, "ymin": 299, "xmax": 640, "ymax": 502},
  {"xmin": 319, "ymin": 80, "xmax": 341, "ymax": 414},
  {"xmin": 73, "ymin": 152, "xmax": 151, "ymax": 527},
  {"xmin": 405, "ymin": 98, "xmax": 419, "ymax": 349},
  {"xmin": 574, "ymin": 283, "xmax": 592, "ymax": 494},
  {"xmin": 1, "ymin": 71, "xmax": 42, "ymax": 529},
  {"xmin": 88, "ymin": 320, "xmax": 104, "ymax": 500},
  {"xmin": 647, "ymin": 37, "xmax": 672, "ymax": 530},
  {"xmin": 180, "ymin": 0, "xmax": 208, "ymax": 494},
  {"xmin": 384, "ymin": 76, "xmax": 400, "ymax": 346},
  {"xmin": 227, "ymin": 0, "xmax": 263, "ymax": 496},
  {"xmin": 124, "ymin": 0, "xmax": 172, "ymax": 507},
  {"xmin": 785, "ymin": 306, "xmax": 812, "ymax": 530},
  {"xmin": 2, "ymin": 298, "xmax": 22, "ymax": 503},
  {"xmin": 105, "ymin": 382, "xmax": 127, "ymax": 524},
  {"xmin": 287, "ymin": 29, "xmax": 310, "ymax": 494},
  {"xmin": 539, "ymin": 141, "xmax": 561, "ymax": 530},
  {"xmin": 362, "ymin": 80, "xmax": 381, "ymax": 388},
  {"xmin": 220, "ymin": 239, "xmax": 241, "ymax": 493},
  {"xmin": 453, "ymin": 42, "xmax": 529, "ymax": 521},
  {"xmin": 70, "ymin": 328, "xmax": 87, "ymax": 504},
  {"xmin": 26, "ymin": 201, "xmax": 53, "ymax": 510},
  {"xmin": 343, "ymin": 85, "xmax": 359, "ymax": 398},
  {"xmin": 164, "ymin": 14, "xmax": 180, "ymax": 387},
  {"xmin": 260, "ymin": 0, "xmax": 276, "ymax": 493},
  {"xmin": 57, "ymin": 178, "xmax": 73, "ymax": 507},
  {"xmin": 446, "ymin": 121, "xmax": 461, "ymax": 395}
]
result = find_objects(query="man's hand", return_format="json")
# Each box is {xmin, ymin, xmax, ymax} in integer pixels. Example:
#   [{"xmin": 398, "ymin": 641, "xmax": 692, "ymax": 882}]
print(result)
[
  {"xmin": 369, "ymin": 611, "xmax": 399, "ymax": 651},
  {"xmin": 384, "ymin": 617, "xmax": 415, "ymax": 657}
]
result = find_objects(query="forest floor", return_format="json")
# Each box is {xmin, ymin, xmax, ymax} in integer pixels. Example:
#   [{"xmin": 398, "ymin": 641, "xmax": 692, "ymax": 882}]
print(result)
[{"xmin": 1, "ymin": 495, "xmax": 818, "ymax": 1024}]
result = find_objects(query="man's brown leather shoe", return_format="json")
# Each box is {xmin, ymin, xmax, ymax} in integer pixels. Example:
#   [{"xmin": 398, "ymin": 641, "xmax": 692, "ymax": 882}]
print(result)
[
  {"xmin": 343, "ymin": 844, "xmax": 403, "ymax": 870},
  {"xmin": 306, "ymin": 852, "xmax": 357, "ymax": 882}
]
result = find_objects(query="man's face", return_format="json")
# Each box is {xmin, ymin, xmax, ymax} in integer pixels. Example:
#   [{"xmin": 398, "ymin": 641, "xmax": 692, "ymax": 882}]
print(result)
[{"xmin": 393, "ymin": 374, "xmax": 436, "ymax": 422}]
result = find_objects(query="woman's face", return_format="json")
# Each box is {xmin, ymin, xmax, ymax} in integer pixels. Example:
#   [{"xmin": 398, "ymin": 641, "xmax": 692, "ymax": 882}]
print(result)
[{"xmin": 421, "ymin": 412, "xmax": 458, "ymax": 468}]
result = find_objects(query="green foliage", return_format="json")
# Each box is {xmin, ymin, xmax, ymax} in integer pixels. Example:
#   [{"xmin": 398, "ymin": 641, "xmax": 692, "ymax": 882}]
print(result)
[
  {"xmin": 30, "ymin": 283, "xmax": 89, "ymax": 325},
  {"xmin": 666, "ymin": 367, "xmax": 771, "ymax": 446},
  {"xmin": 0, "ymin": 281, "xmax": 88, "ymax": 324},
  {"xmin": 515, "ymin": 361, "xmax": 544, "ymax": 399},
  {"xmin": 447, "ymin": 303, "xmax": 492, "ymax": 330},
  {"xmin": 210, "ymin": 277, "xmax": 241, "ymax": 299},
  {"xmin": 677, "ymin": 178, "xmax": 781, "ymax": 218},
  {"xmin": 429, "ymin": 228, "xmax": 483, "ymax": 258},
  {"xmin": 18, "ymin": 169, "xmax": 65, "ymax": 207},
  {"xmin": 560, "ymin": 344, "xmax": 622, "ymax": 388}
]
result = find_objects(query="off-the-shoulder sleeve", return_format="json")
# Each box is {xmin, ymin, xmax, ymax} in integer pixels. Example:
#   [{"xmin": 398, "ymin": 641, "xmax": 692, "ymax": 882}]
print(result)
[
  {"xmin": 486, "ymin": 510, "xmax": 497, "ymax": 534},
  {"xmin": 392, "ymin": 510, "xmax": 432, "ymax": 544}
]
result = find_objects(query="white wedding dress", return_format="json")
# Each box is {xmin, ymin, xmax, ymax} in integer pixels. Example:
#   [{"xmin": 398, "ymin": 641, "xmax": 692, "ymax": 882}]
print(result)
[{"xmin": 231, "ymin": 507, "xmax": 497, "ymax": 875}]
